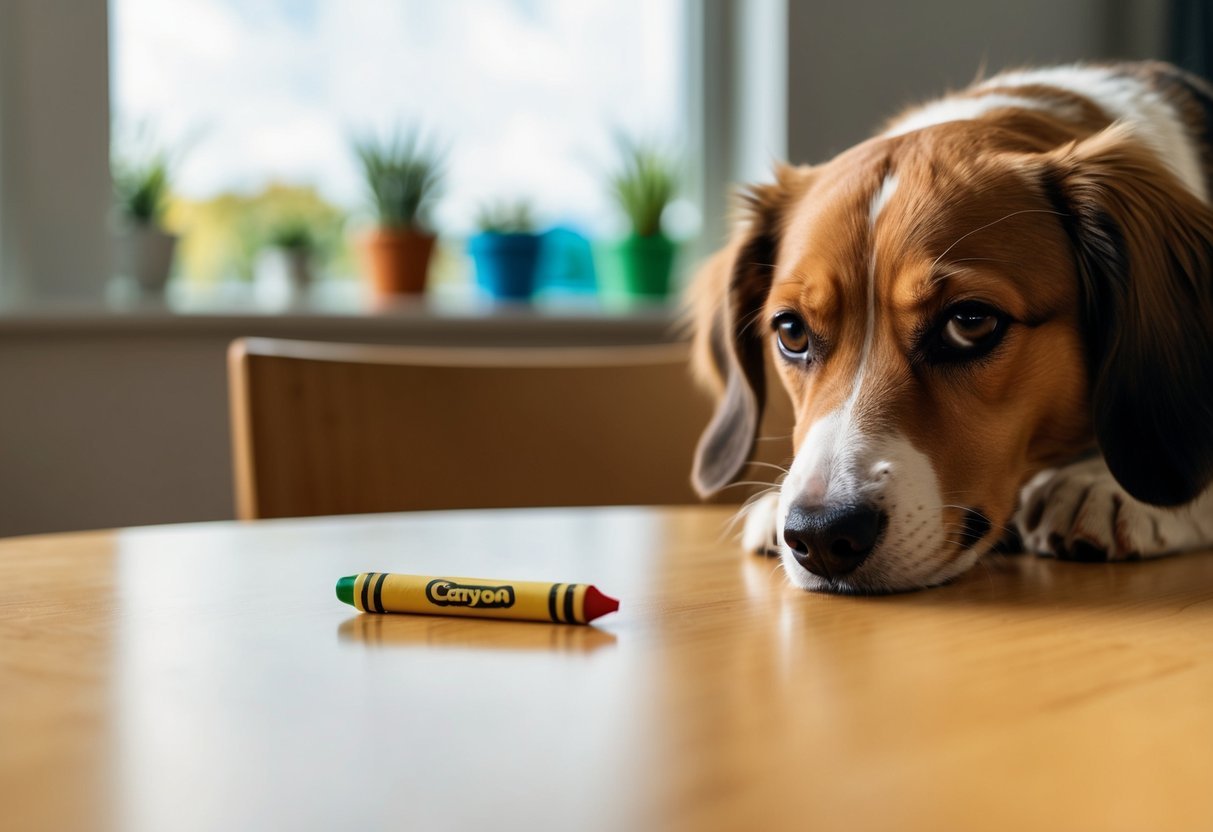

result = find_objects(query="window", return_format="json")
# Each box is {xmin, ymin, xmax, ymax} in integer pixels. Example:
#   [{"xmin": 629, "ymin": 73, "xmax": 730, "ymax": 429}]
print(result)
[{"xmin": 110, "ymin": 0, "xmax": 693, "ymax": 292}]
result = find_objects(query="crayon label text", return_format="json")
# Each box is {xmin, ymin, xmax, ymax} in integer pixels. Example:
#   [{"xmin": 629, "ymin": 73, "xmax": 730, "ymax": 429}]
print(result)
[{"xmin": 425, "ymin": 579, "xmax": 516, "ymax": 609}]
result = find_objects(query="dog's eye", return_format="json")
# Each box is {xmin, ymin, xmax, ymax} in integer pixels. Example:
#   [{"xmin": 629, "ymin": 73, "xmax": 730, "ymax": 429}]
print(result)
[
  {"xmin": 773, "ymin": 312, "xmax": 811, "ymax": 359},
  {"xmin": 943, "ymin": 311, "xmax": 999, "ymax": 348},
  {"xmin": 931, "ymin": 303, "xmax": 1006, "ymax": 361}
]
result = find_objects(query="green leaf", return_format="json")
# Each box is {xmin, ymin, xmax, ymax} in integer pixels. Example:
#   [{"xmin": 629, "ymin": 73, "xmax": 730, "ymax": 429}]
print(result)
[
  {"xmin": 113, "ymin": 152, "xmax": 171, "ymax": 225},
  {"xmin": 609, "ymin": 138, "xmax": 679, "ymax": 237},
  {"xmin": 475, "ymin": 199, "xmax": 536, "ymax": 234},
  {"xmin": 352, "ymin": 128, "xmax": 445, "ymax": 230}
]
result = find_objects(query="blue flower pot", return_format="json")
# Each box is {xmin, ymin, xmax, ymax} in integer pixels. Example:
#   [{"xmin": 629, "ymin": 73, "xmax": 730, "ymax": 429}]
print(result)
[{"xmin": 468, "ymin": 232, "xmax": 543, "ymax": 300}]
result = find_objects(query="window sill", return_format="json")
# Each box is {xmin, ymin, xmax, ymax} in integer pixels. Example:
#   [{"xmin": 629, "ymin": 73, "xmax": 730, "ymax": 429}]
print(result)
[{"xmin": 0, "ymin": 280, "xmax": 682, "ymax": 343}]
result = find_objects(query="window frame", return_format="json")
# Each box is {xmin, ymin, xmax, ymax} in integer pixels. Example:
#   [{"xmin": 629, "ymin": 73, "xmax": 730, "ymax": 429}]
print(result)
[{"xmin": 0, "ymin": 0, "xmax": 786, "ymax": 304}]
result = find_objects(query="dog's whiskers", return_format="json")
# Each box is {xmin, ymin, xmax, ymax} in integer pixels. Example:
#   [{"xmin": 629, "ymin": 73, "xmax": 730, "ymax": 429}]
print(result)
[
  {"xmin": 714, "ymin": 480, "xmax": 782, "ymax": 491},
  {"xmin": 740, "ymin": 485, "xmax": 779, "ymax": 505},
  {"xmin": 736, "ymin": 305, "xmax": 769, "ymax": 339},
  {"xmin": 744, "ymin": 461, "xmax": 790, "ymax": 474},
  {"xmin": 928, "ymin": 208, "xmax": 1070, "ymax": 275},
  {"xmin": 946, "ymin": 256, "xmax": 1013, "ymax": 266},
  {"xmin": 719, "ymin": 484, "xmax": 781, "ymax": 539}
]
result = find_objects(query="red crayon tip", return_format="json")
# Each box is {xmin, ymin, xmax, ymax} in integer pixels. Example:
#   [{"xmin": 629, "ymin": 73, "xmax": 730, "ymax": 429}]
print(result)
[{"xmin": 583, "ymin": 585, "xmax": 620, "ymax": 623}]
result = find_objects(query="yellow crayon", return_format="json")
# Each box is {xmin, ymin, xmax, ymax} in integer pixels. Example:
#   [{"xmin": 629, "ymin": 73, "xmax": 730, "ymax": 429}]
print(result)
[{"xmin": 335, "ymin": 572, "xmax": 620, "ymax": 625}]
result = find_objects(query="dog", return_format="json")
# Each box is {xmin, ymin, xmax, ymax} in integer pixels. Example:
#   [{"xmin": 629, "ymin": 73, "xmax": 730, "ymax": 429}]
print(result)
[{"xmin": 690, "ymin": 61, "xmax": 1213, "ymax": 593}]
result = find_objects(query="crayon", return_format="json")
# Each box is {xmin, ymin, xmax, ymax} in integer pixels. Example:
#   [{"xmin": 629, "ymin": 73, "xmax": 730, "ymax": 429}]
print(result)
[{"xmin": 335, "ymin": 573, "xmax": 620, "ymax": 625}]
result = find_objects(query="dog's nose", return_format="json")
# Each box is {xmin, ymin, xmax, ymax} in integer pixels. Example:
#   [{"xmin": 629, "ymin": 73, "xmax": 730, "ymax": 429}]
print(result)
[{"xmin": 783, "ymin": 503, "xmax": 887, "ymax": 578}]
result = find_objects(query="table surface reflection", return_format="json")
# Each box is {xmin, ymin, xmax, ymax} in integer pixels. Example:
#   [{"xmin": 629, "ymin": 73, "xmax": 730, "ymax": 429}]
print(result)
[{"xmin": 2, "ymin": 505, "xmax": 1212, "ymax": 832}]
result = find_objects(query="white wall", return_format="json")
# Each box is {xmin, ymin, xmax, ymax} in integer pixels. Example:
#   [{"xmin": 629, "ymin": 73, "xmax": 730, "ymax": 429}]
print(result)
[
  {"xmin": 692, "ymin": 0, "xmax": 1165, "ymax": 221},
  {"xmin": 0, "ymin": 313, "xmax": 682, "ymax": 538},
  {"xmin": 0, "ymin": 1, "xmax": 22, "ymax": 303},
  {"xmin": 786, "ymin": 0, "xmax": 1111, "ymax": 164},
  {"xmin": 784, "ymin": 0, "xmax": 1166, "ymax": 165},
  {"xmin": 0, "ymin": 0, "xmax": 111, "ymax": 300}
]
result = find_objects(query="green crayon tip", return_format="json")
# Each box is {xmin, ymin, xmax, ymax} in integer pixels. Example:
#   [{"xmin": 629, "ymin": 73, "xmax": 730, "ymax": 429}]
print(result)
[{"xmin": 336, "ymin": 575, "xmax": 356, "ymax": 607}]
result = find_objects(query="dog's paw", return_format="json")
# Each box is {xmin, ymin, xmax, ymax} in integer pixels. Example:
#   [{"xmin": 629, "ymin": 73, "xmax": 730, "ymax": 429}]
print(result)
[
  {"xmin": 741, "ymin": 492, "xmax": 783, "ymax": 557},
  {"xmin": 1016, "ymin": 457, "xmax": 1213, "ymax": 561}
]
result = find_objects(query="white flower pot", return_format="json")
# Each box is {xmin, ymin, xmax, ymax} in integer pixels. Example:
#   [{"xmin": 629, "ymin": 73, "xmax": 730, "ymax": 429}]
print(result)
[
  {"xmin": 280, "ymin": 247, "xmax": 314, "ymax": 291},
  {"xmin": 115, "ymin": 224, "xmax": 178, "ymax": 294},
  {"xmin": 256, "ymin": 247, "xmax": 316, "ymax": 295}
]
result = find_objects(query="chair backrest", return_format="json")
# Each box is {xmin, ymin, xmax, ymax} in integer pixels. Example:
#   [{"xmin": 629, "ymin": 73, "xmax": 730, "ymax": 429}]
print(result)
[{"xmin": 229, "ymin": 337, "xmax": 764, "ymax": 520}]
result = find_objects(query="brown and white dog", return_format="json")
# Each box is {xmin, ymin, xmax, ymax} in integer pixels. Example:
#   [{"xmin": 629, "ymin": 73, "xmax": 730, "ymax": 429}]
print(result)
[{"xmin": 691, "ymin": 61, "xmax": 1213, "ymax": 593}]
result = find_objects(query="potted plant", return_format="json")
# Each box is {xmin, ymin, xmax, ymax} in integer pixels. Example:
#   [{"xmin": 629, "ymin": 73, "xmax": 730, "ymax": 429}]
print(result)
[
  {"xmin": 468, "ymin": 201, "xmax": 543, "ymax": 300},
  {"xmin": 604, "ymin": 141, "xmax": 680, "ymax": 298},
  {"xmin": 264, "ymin": 219, "xmax": 319, "ymax": 293},
  {"xmin": 353, "ymin": 130, "xmax": 443, "ymax": 296},
  {"xmin": 113, "ymin": 150, "xmax": 178, "ymax": 294}
]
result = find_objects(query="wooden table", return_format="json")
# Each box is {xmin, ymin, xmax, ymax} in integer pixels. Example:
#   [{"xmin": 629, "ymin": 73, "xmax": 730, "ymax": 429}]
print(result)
[{"xmin": 3, "ymin": 506, "xmax": 1212, "ymax": 832}]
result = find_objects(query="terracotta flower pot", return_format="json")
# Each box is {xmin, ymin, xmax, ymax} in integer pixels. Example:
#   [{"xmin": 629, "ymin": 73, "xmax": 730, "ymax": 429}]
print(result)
[{"xmin": 361, "ymin": 228, "xmax": 436, "ymax": 296}]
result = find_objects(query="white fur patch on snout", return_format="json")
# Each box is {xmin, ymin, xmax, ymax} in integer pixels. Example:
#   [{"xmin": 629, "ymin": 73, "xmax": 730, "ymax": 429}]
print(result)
[
  {"xmin": 772, "ymin": 412, "xmax": 980, "ymax": 592},
  {"xmin": 741, "ymin": 491, "xmax": 783, "ymax": 556}
]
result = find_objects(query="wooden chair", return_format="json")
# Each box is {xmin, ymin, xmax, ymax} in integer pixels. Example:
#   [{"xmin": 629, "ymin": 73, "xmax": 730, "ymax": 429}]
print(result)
[{"xmin": 228, "ymin": 337, "xmax": 790, "ymax": 520}]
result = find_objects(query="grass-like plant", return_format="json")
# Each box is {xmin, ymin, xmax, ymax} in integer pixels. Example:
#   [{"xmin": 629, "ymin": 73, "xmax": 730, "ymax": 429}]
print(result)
[
  {"xmin": 266, "ymin": 218, "xmax": 317, "ymax": 251},
  {"xmin": 353, "ymin": 130, "xmax": 444, "ymax": 230},
  {"xmin": 113, "ymin": 152, "xmax": 171, "ymax": 226},
  {"xmin": 610, "ymin": 140, "xmax": 678, "ymax": 238},
  {"xmin": 475, "ymin": 200, "xmax": 536, "ymax": 235}
]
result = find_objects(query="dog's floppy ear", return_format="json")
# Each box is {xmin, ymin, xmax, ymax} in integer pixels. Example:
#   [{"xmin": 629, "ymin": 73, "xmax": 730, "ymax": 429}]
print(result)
[
  {"xmin": 1040, "ymin": 126, "xmax": 1213, "ymax": 506},
  {"xmin": 690, "ymin": 165, "xmax": 812, "ymax": 497}
]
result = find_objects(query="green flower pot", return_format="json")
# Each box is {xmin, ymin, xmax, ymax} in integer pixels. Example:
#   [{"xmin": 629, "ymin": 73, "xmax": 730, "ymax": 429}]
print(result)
[{"xmin": 601, "ymin": 233, "xmax": 677, "ymax": 298}]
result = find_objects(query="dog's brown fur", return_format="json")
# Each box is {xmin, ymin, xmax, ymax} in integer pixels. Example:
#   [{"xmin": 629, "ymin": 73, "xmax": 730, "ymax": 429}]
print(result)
[{"xmin": 691, "ymin": 65, "xmax": 1213, "ymax": 587}]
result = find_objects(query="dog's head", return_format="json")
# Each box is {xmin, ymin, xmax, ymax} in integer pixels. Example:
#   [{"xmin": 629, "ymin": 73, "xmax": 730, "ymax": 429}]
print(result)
[{"xmin": 692, "ymin": 122, "xmax": 1213, "ymax": 592}]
